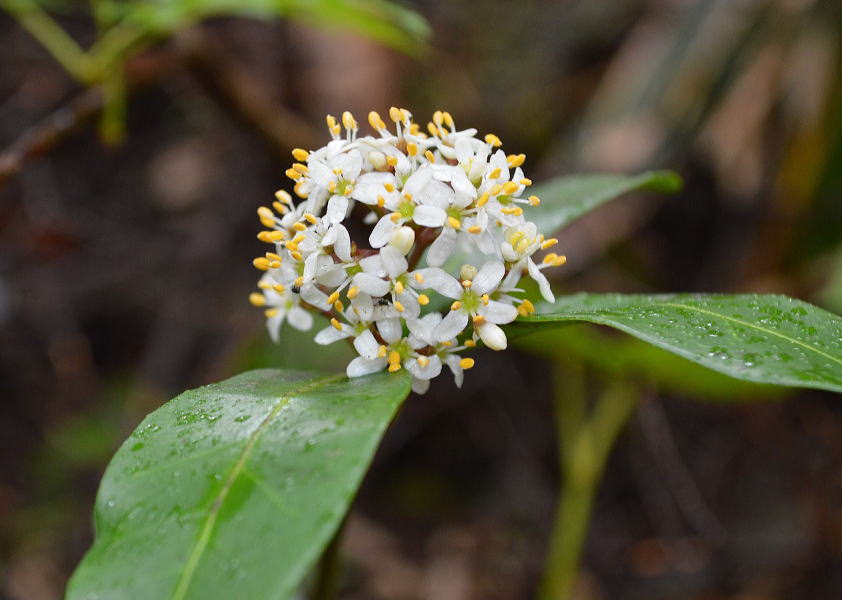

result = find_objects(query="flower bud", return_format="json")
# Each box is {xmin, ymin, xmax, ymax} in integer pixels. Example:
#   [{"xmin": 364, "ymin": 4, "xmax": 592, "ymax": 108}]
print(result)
[
  {"xmin": 389, "ymin": 226, "xmax": 416, "ymax": 255},
  {"xmin": 477, "ymin": 322, "xmax": 507, "ymax": 351},
  {"xmin": 459, "ymin": 264, "xmax": 478, "ymax": 281},
  {"xmin": 368, "ymin": 151, "xmax": 387, "ymax": 170}
]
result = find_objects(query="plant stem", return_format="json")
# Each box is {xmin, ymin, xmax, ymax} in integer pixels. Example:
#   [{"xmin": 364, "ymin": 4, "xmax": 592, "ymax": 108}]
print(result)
[
  {"xmin": 312, "ymin": 518, "xmax": 346, "ymax": 600},
  {"xmin": 538, "ymin": 375, "xmax": 638, "ymax": 600},
  {"xmin": 1, "ymin": 0, "xmax": 97, "ymax": 83}
]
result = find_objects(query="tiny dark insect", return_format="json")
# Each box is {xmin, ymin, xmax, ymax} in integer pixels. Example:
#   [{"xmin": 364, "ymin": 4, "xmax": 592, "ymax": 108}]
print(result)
[
  {"xmin": 291, "ymin": 285, "xmax": 301, "ymax": 294},
  {"xmin": 376, "ymin": 297, "xmax": 391, "ymax": 306}
]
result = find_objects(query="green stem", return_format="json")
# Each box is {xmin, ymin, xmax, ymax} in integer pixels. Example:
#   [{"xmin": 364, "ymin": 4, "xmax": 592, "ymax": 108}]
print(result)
[
  {"xmin": 1, "ymin": 0, "xmax": 97, "ymax": 83},
  {"xmin": 538, "ymin": 376, "xmax": 638, "ymax": 600},
  {"xmin": 312, "ymin": 518, "xmax": 346, "ymax": 600}
]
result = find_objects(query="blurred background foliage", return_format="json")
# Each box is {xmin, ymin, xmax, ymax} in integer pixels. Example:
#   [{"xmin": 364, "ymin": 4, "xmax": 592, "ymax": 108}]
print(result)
[{"xmin": 1, "ymin": 0, "xmax": 842, "ymax": 598}]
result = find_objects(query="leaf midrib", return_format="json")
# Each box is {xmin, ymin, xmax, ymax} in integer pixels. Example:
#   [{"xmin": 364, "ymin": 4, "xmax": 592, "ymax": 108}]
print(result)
[
  {"xmin": 528, "ymin": 300, "xmax": 842, "ymax": 368},
  {"xmin": 169, "ymin": 374, "xmax": 342, "ymax": 600}
]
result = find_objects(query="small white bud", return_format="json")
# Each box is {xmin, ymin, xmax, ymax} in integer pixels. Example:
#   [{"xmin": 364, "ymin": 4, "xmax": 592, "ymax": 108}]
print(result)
[
  {"xmin": 389, "ymin": 226, "xmax": 415, "ymax": 255},
  {"xmin": 459, "ymin": 264, "xmax": 478, "ymax": 281},
  {"xmin": 477, "ymin": 322, "xmax": 507, "ymax": 351},
  {"xmin": 368, "ymin": 151, "xmax": 387, "ymax": 170}
]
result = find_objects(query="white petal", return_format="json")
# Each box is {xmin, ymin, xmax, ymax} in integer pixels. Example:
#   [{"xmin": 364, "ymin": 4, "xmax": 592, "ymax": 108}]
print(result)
[
  {"xmin": 472, "ymin": 261, "xmax": 505, "ymax": 295},
  {"xmin": 315, "ymin": 325, "xmax": 350, "ymax": 344},
  {"xmin": 330, "ymin": 225, "xmax": 352, "ymax": 262},
  {"xmin": 346, "ymin": 356, "xmax": 387, "ymax": 378},
  {"xmin": 411, "ymin": 377, "xmax": 430, "ymax": 395},
  {"xmin": 477, "ymin": 321, "xmax": 507, "ymax": 350},
  {"xmin": 413, "ymin": 267, "xmax": 462, "ymax": 299},
  {"xmin": 413, "ymin": 205, "xmax": 447, "ymax": 227},
  {"xmin": 434, "ymin": 309, "xmax": 469, "ymax": 342},
  {"xmin": 353, "ymin": 330, "xmax": 380, "ymax": 359},
  {"xmin": 417, "ymin": 179, "xmax": 455, "ymax": 209},
  {"xmin": 480, "ymin": 300, "xmax": 518, "ymax": 324},
  {"xmin": 443, "ymin": 354, "xmax": 464, "ymax": 388},
  {"xmin": 300, "ymin": 283, "xmax": 328, "ymax": 309},
  {"xmin": 360, "ymin": 254, "xmax": 385, "ymax": 276},
  {"xmin": 408, "ymin": 354, "xmax": 442, "ymax": 380},
  {"xmin": 405, "ymin": 317, "xmax": 434, "ymax": 346},
  {"xmin": 287, "ymin": 306, "xmax": 313, "ymax": 330},
  {"xmin": 403, "ymin": 166, "xmax": 432, "ymax": 197},
  {"xmin": 380, "ymin": 245, "xmax": 408, "ymax": 280},
  {"xmin": 426, "ymin": 228, "xmax": 457, "ymax": 267},
  {"xmin": 354, "ymin": 272, "xmax": 391, "ymax": 297},
  {"xmin": 377, "ymin": 318, "xmax": 403, "ymax": 344},
  {"xmin": 454, "ymin": 136, "xmax": 473, "ymax": 164},
  {"xmin": 528, "ymin": 258, "xmax": 555, "ymax": 302},
  {"xmin": 369, "ymin": 215, "xmax": 396, "ymax": 248},
  {"xmin": 315, "ymin": 264, "xmax": 346, "ymax": 288},
  {"xmin": 326, "ymin": 195, "xmax": 349, "ymax": 224},
  {"xmin": 266, "ymin": 313, "xmax": 284, "ymax": 343}
]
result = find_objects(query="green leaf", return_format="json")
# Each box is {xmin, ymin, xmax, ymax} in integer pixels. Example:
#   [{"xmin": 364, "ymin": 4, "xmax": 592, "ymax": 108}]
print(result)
[
  {"xmin": 67, "ymin": 369, "xmax": 412, "ymax": 600},
  {"xmin": 510, "ymin": 294, "xmax": 842, "ymax": 393},
  {"xmin": 529, "ymin": 170, "xmax": 682, "ymax": 235}
]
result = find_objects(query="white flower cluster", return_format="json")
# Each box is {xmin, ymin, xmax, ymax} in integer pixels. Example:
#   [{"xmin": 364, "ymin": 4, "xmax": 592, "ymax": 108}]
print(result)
[{"xmin": 250, "ymin": 108, "xmax": 566, "ymax": 393}]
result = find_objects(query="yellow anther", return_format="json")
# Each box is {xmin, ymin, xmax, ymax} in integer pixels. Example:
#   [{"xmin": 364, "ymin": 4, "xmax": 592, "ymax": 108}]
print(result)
[
  {"xmin": 377, "ymin": 345, "xmax": 387, "ymax": 358},
  {"xmin": 395, "ymin": 281, "xmax": 405, "ymax": 294},
  {"xmin": 473, "ymin": 315, "xmax": 486, "ymax": 325},
  {"xmin": 260, "ymin": 217, "xmax": 275, "ymax": 228},
  {"xmin": 264, "ymin": 308, "xmax": 279, "ymax": 318},
  {"xmin": 484, "ymin": 133, "xmax": 502, "ymax": 147},
  {"xmin": 333, "ymin": 300, "xmax": 344, "ymax": 312},
  {"xmin": 258, "ymin": 280, "xmax": 271, "ymax": 289},
  {"xmin": 424, "ymin": 150, "xmax": 436, "ymax": 163},
  {"xmin": 369, "ymin": 111, "xmax": 386, "ymax": 131},
  {"xmin": 488, "ymin": 167, "xmax": 501, "ymax": 179},
  {"xmin": 521, "ymin": 299, "xmax": 535, "ymax": 314},
  {"xmin": 417, "ymin": 356, "xmax": 430, "ymax": 367},
  {"xmin": 407, "ymin": 142, "xmax": 418, "ymax": 156},
  {"xmin": 433, "ymin": 110, "xmax": 444, "ymax": 126},
  {"xmin": 257, "ymin": 231, "xmax": 273, "ymax": 243},
  {"xmin": 376, "ymin": 195, "xmax": 386, "ymax": 208},
  {"xmin": 409, "ymin": 123, "xmax": 424, "ymax": 136},
  {"xmin": 462, "ymin": 279, "xmax": 472, "ymax": 288},
  {"xmin": 520, "ymin": 178, "xmax": 532, "ymax": 186},
  {"xmin": 459, "ymin": 357, "xmax": 475, "ymax": 369},
  {"xmin": 427, "ymin": 122, "xmax": 439, "ymax": 137},
  {"xmin": 516, "ymin": 238, "xmax": 530, "ymax": 254},
  {"xmin": 332, "ymin": 167, "xmax": 343, "ymax": 176},
  {"xmin": 249, "ymin": 292, "xmax": 266, "ymax": 306},
  {"xmin": 543, "ymin": 253, "xmax": 558, "ymax": 265},
  {"xmin": 465, "ymin": 339, "xmax": 476, "ymax": 347},
  {"xmin": 541, "ymin": 238, "xmax": 558, "ymax": 249},
  {"xmin": 328, "ymin": 182, "xmax": 337, "ymax": 193},
  {"xmin": 386, "ymin": 156, "xmax": 398, "ymax": 167},
  {"xmin": 304, "ymin": 213, "xmax": 318, "ymax": 225},
  {"xmin": 507, "ymin": 153, "xmax": 526, "ymax": 167},
  {"xmin": 417, "ymin": 294, "xmax": 429, "ymax": 305},
  {"xmin": 451, "ymin": 301, "xmax": 462, "ymax": 311},
  {"xmin": 292, "ymin": 163, "xmax": 308, "ymax": 174},
  {"xmin": 442, "ymin": 111, "xmax": 455, "ymax": 128},
  {"xmin": 344, "ymin": 185, "xmax": 354, "ymax": 196},
  {"xmin": 294, "ymin": 276, "xmax": 305, "ymax": 287},
  {"xmin": 269, "ymin": 260, "xmax": 282, "ymax": 269},
  {"xmin": 481, "ymin": 294, "xmax": 490, "ymax": 305},
  {"xmin": 253, "ymin": 257, "xmax": 270, "ymax": 271},
  {"xmin": 273, "ymin": 284, "xmax": 285, "ymax": 293},
  {"xmin": 292, "ymin": 233, "xmax": 306, "ymax": 244},
  {"xmin": 384, "ymin": 182, "xmax": 396, "ymax": 192},
  {"xmin": 291, "ymin": 148, "xmax": 309, "ymax": 161},
  {"xmin": 294, "ymin": 181, "xmax": 307, "ymax": 198},
  {"xmin": 285, "ymin": 168, "xmax": 301, "ymax": 180},
  {"xmin": 502, "ymin": 181, "xmax": 520, "ymax": 195},
  {"xmin": 400, "ymin": 108, "xmax": 411, "ymax": 123},
  {"xmin": 257, "ymin": 206, "xmax": 273, "ymax": 218},
  {"xmin": 387, "ymin": 350, "xmax": 402, "ymax": 372},
  {"xmin": 275, "ymin": 189, "xmax": 292, "ymax": 204},
  {"xmin": 441, "ymin": 340, "xmax": 453, "ymax": 347},
  {"xmin": 265, "ymin": 252, "xmax": 281, "ymax": 261},
  {"xmin": 477, "ymin": 193, "xmax": 489, "ymax": 207},
  {"xmin": 529, "ymin": 195, "xmax": 541, "ymax": 206},
  {"xmin": 389, "ymin": 107, "xmax": 402, "ymax": 123},
  {"xmin": 394, "ymin": 301, "xmax": 405, "ymax": 313},
  {"xmin": 553, "ymin": 255, "xmax": 567, "ymax": 267},
  {"xmin": 403, "ymin": 192, "xmax": 413, "ymax": 201},
  {"xmin": 327, "ymin": 291, "xmax": 340, "ymax": 304},
  {"xmin": 330, "ymin": 318, "xmax": 343, "ymax": 331},
  {"xmin": 467, "ymin": 225, "xmax": 482, "ymax": 234},
  {"xmin": 414, "ymin": 272, "xmax": 424, "ymax": 284},
  {"xmin": 290, "ymin": 250, "xmax": 303, "ymax": 261},
  {"xmin": 489, "ymin": 184, "xmax": 503, "ymax": 196},
  {"xmin": 390, "ymin": 212, "xmax": 402, "ymax": 223},
  {"xmin": 347, "ymin": 286, "xmax": 360, "ymax": 299},
  {"xmin": 326, "ymin": 114, "xmax": 337, "ymax": 130},
  {"xmin": 342, "ymin": 111, "xmax": 357, "ymax": 130},
  {"xmin": 291, "ymin": 222, "xmax": 306, "ymax": 232},
  {"xmin": 447, "ymin": 216, "xmax": 461, "ymax": 229}
]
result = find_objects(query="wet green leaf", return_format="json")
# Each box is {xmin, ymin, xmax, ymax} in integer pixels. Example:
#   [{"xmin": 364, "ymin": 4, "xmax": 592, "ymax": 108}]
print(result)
[
  {"xmin": 510, "ymin": 294, "xmax": 842, "ymax": 393},
  {"xmin": 529, "ymin": 170, "xmax": 682, "ymax": 235},
  {"xmin": 67, "ymin": 369, "xmax": 412, "ymax": 599}
]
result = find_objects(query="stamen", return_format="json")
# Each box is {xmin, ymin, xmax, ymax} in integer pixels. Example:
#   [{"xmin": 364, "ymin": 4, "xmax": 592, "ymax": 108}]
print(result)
[
  {"xmin": 473, "ymin": 315, "xmax": 486, "ymax": 325},
  {"xmin": 347, "ymin": 286, "xmax": 360, "ymax": 299},
  {"xmin": 414, "ymin": 272, "xmax": 424, "ymax": 284},
  {"xmin": 394, "ymin": 301, "xmax": 405, "ymax": 313},
  {"xmin": 253, "ymin": 257, "xmax": 270, "ymax": 271},
  {"xmin": 330, "ymin": 318, "xmax": 343, "ymax": 331},
  {"xmin": 417, "ymin": 294, "xmax": 430, "ymax": 305},
  {"xmin": 424, "ymin": 150, "xmax": 436, "ymax": 163},
  {"xmin": 541, "ymin": 238, "xmax": 558, "ymax": 249},
  {"xmin": 447, "ymin": 216, "xmax": 461, "ymax": 229},
  {"xmin": 249, "ymin": 293, "xmax": 265, "ymax": 306},
  {"xmin": 484, "ymin": 133, "xmax": 502, "ymax": 147},
  {"xmin": 459, "ymin": 358, "xmax": 475, "ymax": 369},
  {"xmin": 451, "ymin": 301, "xmax": 462, "ymax": 311},
  {"xmin": 292, "ymin": 148, "xmax": 309, "ymax": 161},
  {"xmin": 417, "ymin": 356, "xmax": 430, "ymax": 367},
  {"xmin": 304, "ymin": 213, "xmax": 318, "ymax": 225},
  {"xmin": 528, "ymin": 195, "xmax": 541, "ymax": 206}
]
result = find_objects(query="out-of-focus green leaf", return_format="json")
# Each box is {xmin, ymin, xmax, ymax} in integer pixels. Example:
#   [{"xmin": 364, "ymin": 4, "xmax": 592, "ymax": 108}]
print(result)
[
  {"xmin": 67, "ymin": 369, "xmax": 412, "ymax": 600},
  {"xmin": 529, "ymin": 170, "xmax": 682, "ymax": 236},
  {"xmin": 510, "ymin": 293, "xmax": 842, "ymax": 393}
]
